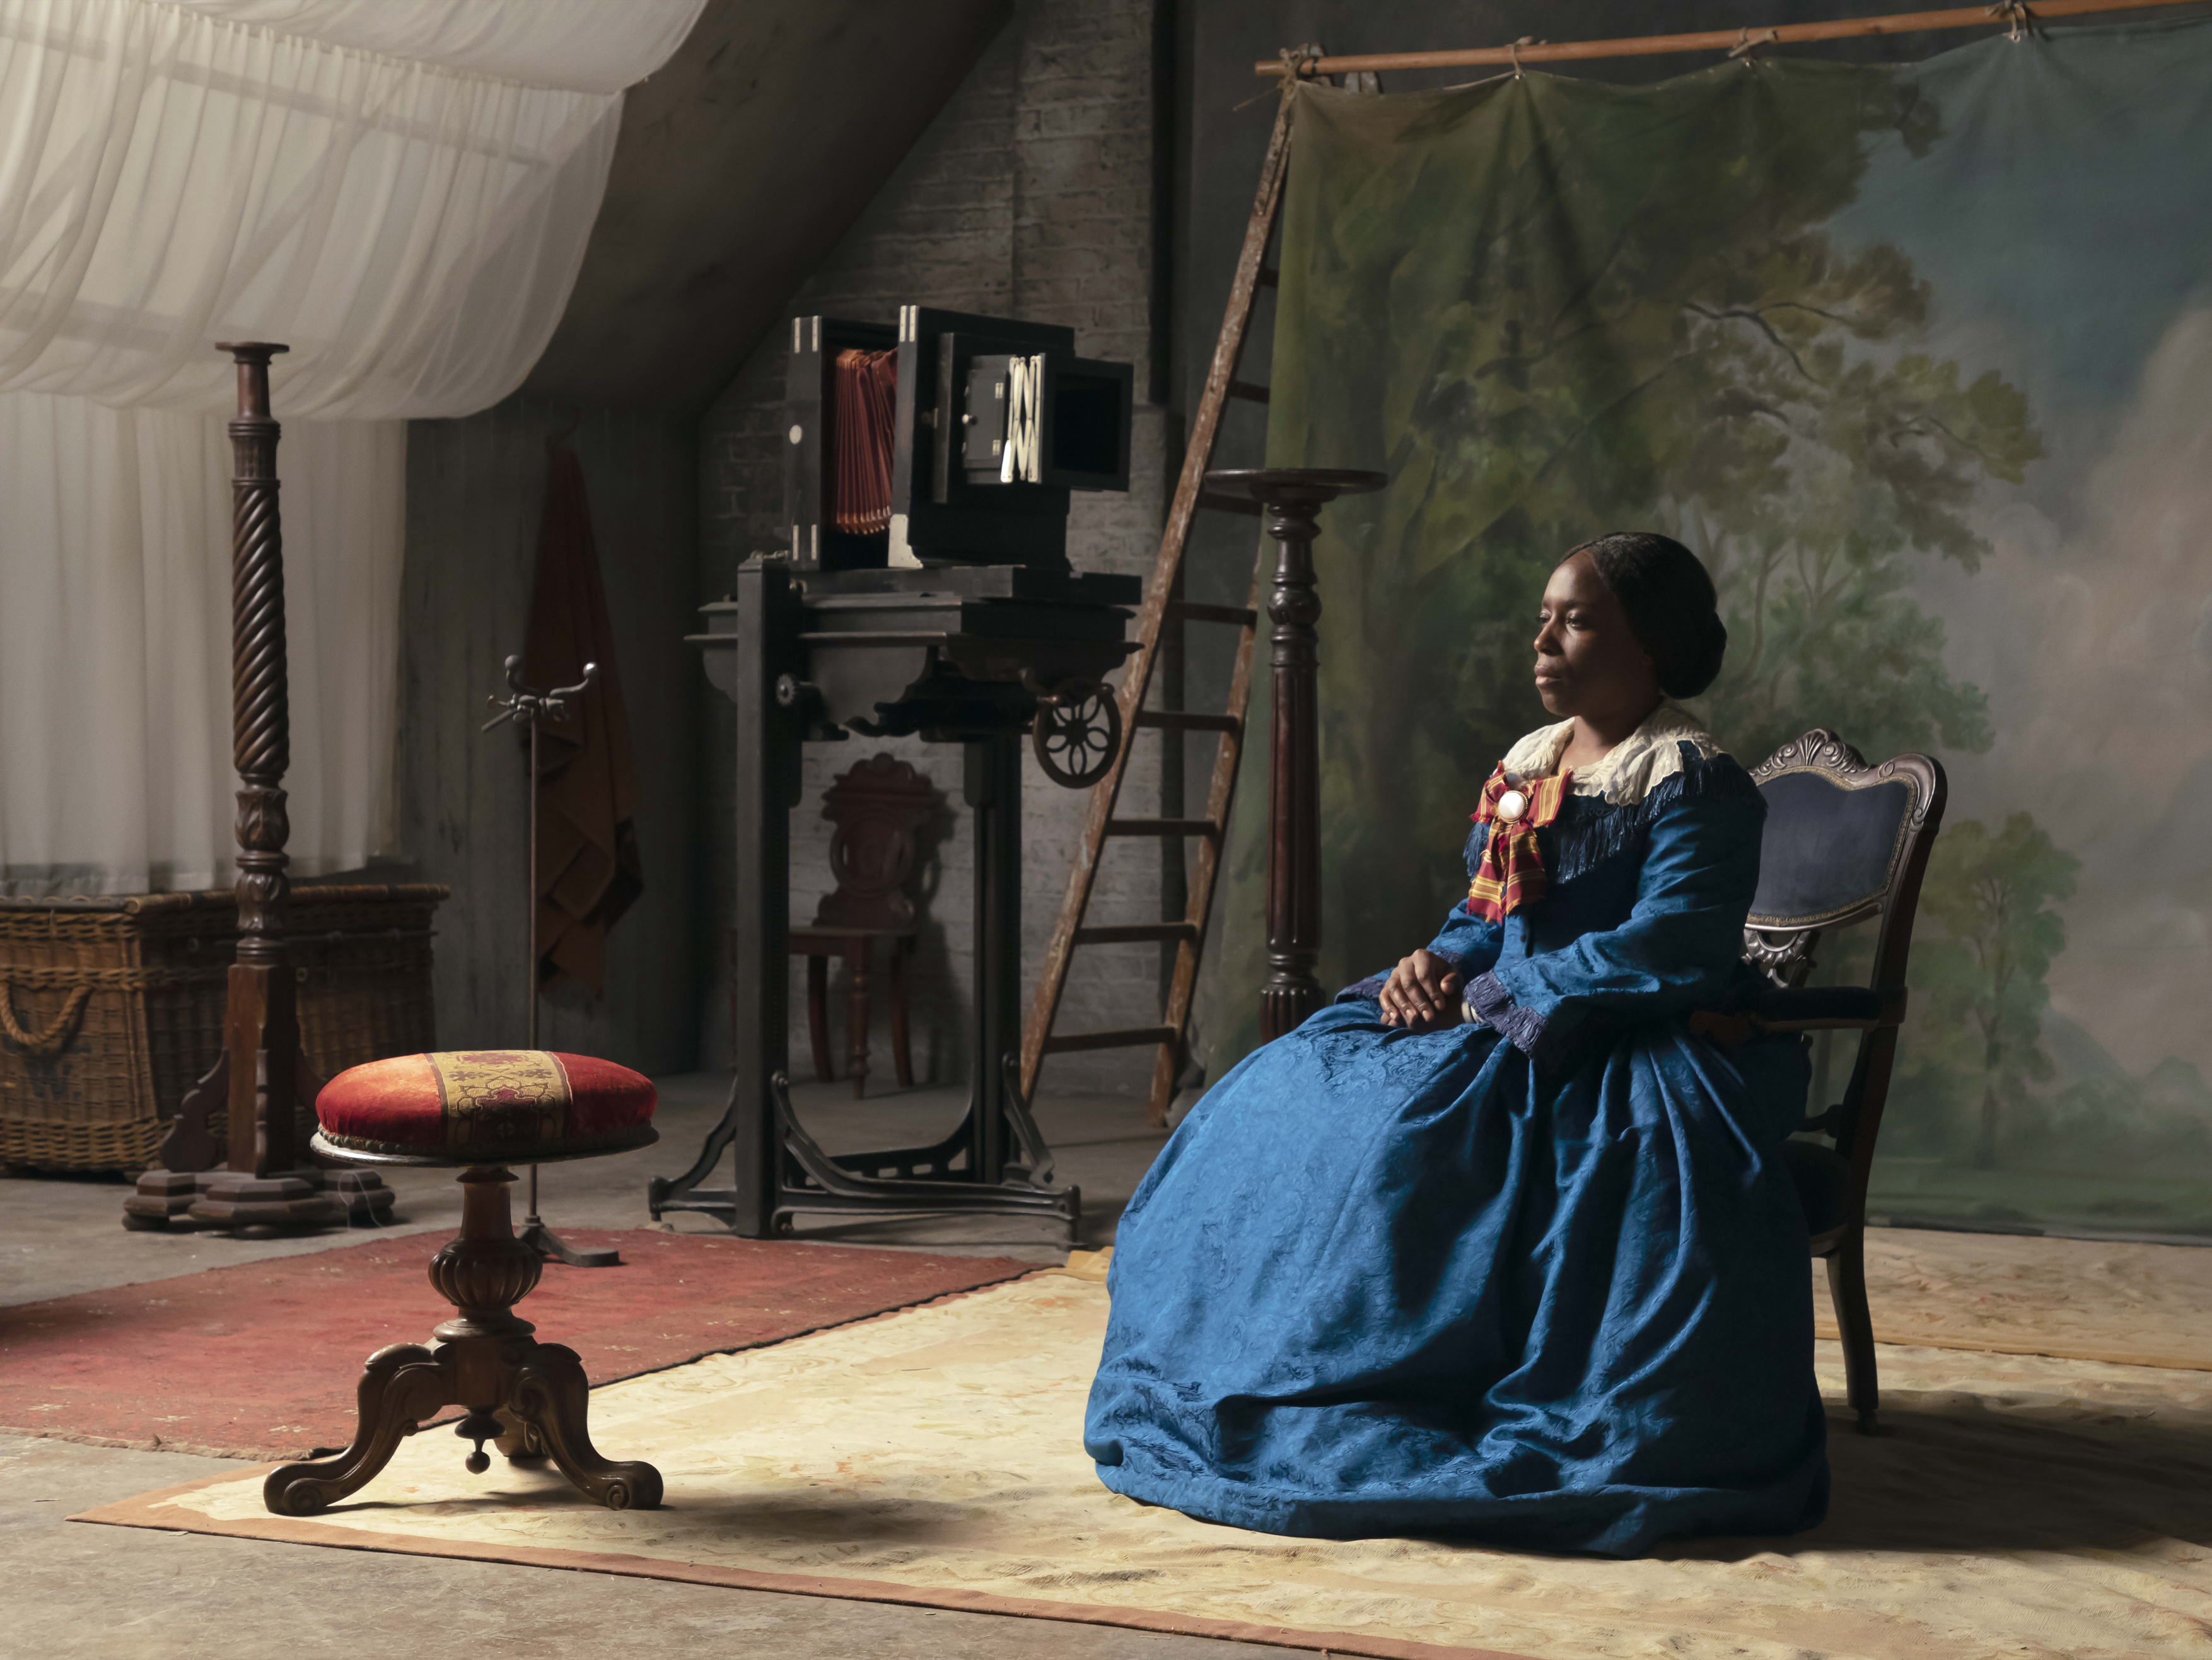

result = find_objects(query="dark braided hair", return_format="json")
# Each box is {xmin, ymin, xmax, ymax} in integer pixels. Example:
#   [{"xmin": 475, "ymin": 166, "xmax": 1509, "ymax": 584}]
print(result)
[{"xmin": 1567, "ymin": 531, "xmax": 1728, "ymax": 699}]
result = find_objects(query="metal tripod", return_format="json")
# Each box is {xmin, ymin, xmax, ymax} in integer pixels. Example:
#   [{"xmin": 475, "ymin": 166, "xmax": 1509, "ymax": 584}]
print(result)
[{"xmin": 483, "ymin": 654, "xmax": 619, "ymax": 1268}]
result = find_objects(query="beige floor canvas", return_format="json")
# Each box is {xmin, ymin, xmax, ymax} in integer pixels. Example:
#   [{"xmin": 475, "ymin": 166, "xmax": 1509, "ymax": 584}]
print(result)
[
  {"xmin": 78, "ymin": 1263, "xmax": 2212, "ymax": 1660},
  {"xmin": 1813, "ymin": 1226, "xmax": 2212, "ymax": 1371}
]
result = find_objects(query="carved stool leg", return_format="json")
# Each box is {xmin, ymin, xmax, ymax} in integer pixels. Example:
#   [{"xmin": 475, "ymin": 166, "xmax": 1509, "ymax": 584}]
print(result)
[
  {"xmin": 263, "ymin": 1343, "xmax": 452, "ymax": 1516},
  {"xmin": 509, "ymin": 1341, "xmax": 663, "ymax": 1510},
  {"xmin": 264, "ymin": 1163, "xmax": 661, "ymax": 1516},
  {"xmin": 494, "ymin": 1409, "xmax": 548, "ymax": 1462}
]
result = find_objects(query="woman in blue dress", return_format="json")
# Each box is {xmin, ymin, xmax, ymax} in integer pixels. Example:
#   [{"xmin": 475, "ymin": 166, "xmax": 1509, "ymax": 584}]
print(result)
[{"xmin": 1085, "ymin": 532, "xmax": 1827, "ymax": 1558}]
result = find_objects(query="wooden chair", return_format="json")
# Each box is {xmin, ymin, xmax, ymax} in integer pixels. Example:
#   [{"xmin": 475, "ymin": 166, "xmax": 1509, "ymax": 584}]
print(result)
[
  {"xmin": 1691, "ymin": 730, "xmax": 1947, "ymax": 1435},
  {"xmin": 781, "ymin": 754, "xmax": 940, "ymax": 1098}
]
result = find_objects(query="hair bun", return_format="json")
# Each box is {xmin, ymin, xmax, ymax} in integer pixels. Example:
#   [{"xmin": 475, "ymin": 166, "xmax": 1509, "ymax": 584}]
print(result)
[
  {"xmin": 1574, "ymin": 531, "xmax": 1727, "ymax": 700},
  {"xmin": 1663, "ymin": 611, "xmax": 1727, "ymax": 699}
]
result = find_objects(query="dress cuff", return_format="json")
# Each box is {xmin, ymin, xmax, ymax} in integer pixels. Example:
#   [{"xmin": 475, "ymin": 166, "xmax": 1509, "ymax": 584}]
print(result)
[
  {"xmin": 1465, "ymin": 971, "xmax": 1555, "ymax": 1062},
  {"xmin": 1336, "ymin": 972, "xmax": 1389, "ymax": 1004}
]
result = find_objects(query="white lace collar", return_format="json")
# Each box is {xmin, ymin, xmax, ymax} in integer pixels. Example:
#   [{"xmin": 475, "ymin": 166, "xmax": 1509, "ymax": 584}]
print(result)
[{"xmin": 1499, "ymin": 701, "xmax": 1721, "ymax": 806}]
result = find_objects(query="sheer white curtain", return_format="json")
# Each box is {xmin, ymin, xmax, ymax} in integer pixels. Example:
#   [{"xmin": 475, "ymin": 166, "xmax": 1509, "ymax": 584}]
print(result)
[
  {"xmin": 0, "ymin": 0, "xmax": 704, "ymax": 893},
  {"xmin": 169, "ymin": 1, "xmax": 702, "ymax": 95}
]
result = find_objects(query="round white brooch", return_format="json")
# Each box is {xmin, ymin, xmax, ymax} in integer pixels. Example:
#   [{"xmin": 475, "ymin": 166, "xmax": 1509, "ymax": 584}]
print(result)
[{"xmin": 1496, "ymin": 788, "xmax": 1528, "ymax": 822}]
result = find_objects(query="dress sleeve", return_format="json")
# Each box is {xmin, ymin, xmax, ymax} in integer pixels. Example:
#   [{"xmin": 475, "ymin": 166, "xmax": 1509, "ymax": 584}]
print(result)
[
  {"xmin": 1423, "ymin": 901, "xmax": 1506, "ymax": 974},
  {"xmin": 1336, "ymin": 824, "xmax": 1505, "ymax": 1002},
  {"xmin": 1464, "ymin": 782, "xmax": 1762, "ymax": 1061}
]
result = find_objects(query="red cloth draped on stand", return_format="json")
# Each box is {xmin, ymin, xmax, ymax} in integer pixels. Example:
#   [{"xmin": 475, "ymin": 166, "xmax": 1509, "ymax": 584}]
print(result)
[{"xmin": 521, "ymin": 443, "xmax": 643, "ymax": 991}]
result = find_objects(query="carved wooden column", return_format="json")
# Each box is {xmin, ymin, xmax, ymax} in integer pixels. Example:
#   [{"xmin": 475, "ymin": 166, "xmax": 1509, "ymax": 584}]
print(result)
[
  {"xmin": 1201, "ymin": 469, "xmax": 1385, "ymax": 1043},
  {"xmin": 222, "ymin": 344, "xmax": 300, "ymax": 1167},
  {"xmin": 125, "ymin": 343, "xmax": 391, "ymax": 1234}
]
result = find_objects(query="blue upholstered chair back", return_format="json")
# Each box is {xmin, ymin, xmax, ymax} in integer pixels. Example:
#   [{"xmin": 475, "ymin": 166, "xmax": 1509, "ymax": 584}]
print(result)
[{"xmin": 1742, "ymin": 732, "xmax": 1945, "ymax": 990}]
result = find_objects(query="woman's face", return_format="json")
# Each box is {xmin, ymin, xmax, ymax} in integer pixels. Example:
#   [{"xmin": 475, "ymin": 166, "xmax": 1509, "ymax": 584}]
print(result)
[{"xmin": 1532, "ymin": 553, "xmax": 1660, "ymax": 721}]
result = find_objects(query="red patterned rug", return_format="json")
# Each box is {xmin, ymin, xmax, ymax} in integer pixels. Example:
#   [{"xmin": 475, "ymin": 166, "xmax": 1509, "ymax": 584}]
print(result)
[{"xmin": 1, "ymin": 1230, "xmax": 1035, "ymax": 1460}]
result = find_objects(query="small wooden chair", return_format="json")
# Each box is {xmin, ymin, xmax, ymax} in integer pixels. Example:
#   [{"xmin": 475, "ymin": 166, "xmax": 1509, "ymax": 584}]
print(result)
[
  {"xmin": 1691, "ymin": 730, "xmax": 1947, "ymax": 1435},
  {"xmin": 783, "ymin": 754, "xmax": 940, "ymax": 1097}
]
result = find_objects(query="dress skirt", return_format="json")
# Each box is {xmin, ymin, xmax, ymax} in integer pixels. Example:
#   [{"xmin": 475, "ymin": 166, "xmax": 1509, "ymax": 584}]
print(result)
[{"xmin": 1083, "ymin": 1000, "xmax": 1829, "ymax": 1557}]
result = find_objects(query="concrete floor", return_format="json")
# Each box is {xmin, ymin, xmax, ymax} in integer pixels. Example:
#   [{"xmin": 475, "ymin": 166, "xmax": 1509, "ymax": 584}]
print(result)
[{"xmin": 0, "ymin": 1074, "xmax": 1287, "ymax": 1658}]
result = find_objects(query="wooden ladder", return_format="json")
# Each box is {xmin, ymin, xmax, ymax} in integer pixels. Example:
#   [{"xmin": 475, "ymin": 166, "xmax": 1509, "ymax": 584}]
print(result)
[{"xmin": 1020, "ymin": 89, "xmax": 1298, "ymax": 1124}]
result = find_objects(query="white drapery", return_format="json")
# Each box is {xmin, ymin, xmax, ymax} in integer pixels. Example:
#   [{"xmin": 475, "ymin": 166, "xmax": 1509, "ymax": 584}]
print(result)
[
  {"xmin": 0, "ymin": 0, "xmax": 703, "ymax": 893},
  {"xmin": 169, "ymin": 1, "xmax": 704, "ymax": 96}
]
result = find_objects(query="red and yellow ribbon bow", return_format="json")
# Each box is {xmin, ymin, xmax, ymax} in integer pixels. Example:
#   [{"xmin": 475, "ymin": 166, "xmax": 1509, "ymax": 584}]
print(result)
[{"xmin": 1465, "ymin": 764, "xmax": 1572, "ymax": 921}]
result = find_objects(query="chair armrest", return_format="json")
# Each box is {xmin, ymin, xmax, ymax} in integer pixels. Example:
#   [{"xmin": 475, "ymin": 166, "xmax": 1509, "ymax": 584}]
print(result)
[
  {"xmin": 1750, "ymin": 983, "xmax": 1905, "ymax": 1032},
  {"xmin": 1688, "ymin": 985, "xmax": 1906, "ymax": 1045}
]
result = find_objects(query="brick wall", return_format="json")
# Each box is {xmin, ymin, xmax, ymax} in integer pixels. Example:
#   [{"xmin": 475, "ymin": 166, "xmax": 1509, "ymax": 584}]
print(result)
[{"xmin": 697, "ymin": 0, "xmax": 1178, "ymax": 1096}]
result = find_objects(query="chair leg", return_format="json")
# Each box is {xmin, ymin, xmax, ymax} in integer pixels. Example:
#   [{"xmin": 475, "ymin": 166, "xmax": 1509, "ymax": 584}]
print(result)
[
  {"xmin": 1825, "ymin": 1229, "xmax": 1880, "ymax": 1434},
  {"xmin": 847, "ymin": 939, "xmax": 871, "ymax": 1100},
  {"xmin": 891, "ymin": 935, "xmax": 915, "ymax": 1089},
  {"xmin": 805, "ymin": 954, "xmax": 833, "ymax": 1084}
]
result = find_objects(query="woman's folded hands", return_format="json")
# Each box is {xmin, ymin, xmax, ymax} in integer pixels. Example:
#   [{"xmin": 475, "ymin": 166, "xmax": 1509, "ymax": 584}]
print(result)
[{"xmin": 1378, "ymin": 948, "xmax": 1465, "ymax": 1033}]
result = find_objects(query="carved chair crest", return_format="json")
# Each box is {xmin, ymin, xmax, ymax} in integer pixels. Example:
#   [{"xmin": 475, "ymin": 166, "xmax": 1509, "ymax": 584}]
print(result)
[{"xmin": 810, "ymin": 754, "xmax": 943, "ymax": 934}]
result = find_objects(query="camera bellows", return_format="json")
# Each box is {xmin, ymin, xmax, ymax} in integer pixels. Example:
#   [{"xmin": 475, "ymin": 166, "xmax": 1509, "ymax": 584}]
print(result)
[{"xmin": 830, "ymin": 347, "xmax": 897, "ymax": 535}]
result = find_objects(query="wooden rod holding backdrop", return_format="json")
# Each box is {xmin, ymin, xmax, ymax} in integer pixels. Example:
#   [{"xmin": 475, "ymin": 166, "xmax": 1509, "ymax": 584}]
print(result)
[{"xmin": 1254, "ymin": 0, "xmax": 2208, "ymax": 76}]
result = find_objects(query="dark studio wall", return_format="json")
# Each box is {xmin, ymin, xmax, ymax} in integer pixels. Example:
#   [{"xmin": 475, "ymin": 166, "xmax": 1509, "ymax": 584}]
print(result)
[
  {"xmin": 696, "ymin": 0, "xmax": 1179, "ymax": 1093},
  {"xmin": 395, "ymin": 402, "xmax": 702, "ymax": 1075},
  {"xmin": 523, "ymin": 0, "xmax": 1014, "ymax": 410},
  {"xmin": 392, "ymin": 0, "xmax": 1173, "ymax": 1090},
  {"xmin": 388, "ymin": 0, "xmax": 1017, "ymax": 1082}
]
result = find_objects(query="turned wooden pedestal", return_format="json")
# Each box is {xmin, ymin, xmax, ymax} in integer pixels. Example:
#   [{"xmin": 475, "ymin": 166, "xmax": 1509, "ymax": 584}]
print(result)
[
  {"xmin": 262, "ymin": 1166, "xmax": 661, "ymax": 1516},
  {"xmin": 1200, "ymin": 467, "xmax": 1388, "ymax": 1043}
]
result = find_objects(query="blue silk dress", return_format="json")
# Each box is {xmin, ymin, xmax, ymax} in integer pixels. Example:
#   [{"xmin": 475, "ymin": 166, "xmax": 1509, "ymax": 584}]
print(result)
[{"xmin": 1084, "ymin": 737, "xmax": 1829, "ymax": 1557}]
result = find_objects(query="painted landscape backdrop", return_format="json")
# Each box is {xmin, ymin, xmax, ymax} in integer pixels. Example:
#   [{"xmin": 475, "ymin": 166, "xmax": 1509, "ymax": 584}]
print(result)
[{"xmin": 1201, "ymin": 20, "xmax": 2212, "ymax": 1235}]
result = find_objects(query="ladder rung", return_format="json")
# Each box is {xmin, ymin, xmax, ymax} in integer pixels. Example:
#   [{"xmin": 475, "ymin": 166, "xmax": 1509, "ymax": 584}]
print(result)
[
  {"xmin": 1136, "ymin": 710, "xmax": 1240, "ymax": 735},
  {"xmin": 1227, "ymin": 379, "xmax": 1271, "ymax": 404},
  {"xmin": 1105, "ymin": 819, "xmax": 1220, "ymax": 839},
  {"xmin": 1040, "ymin": 1025, "xmax": 1181, "ymax": 1055},
  {"xmin": 1165, "ymin": 600, "xmax": 1258, "ymax": 628},
  {"xmin": 1196, "ymin": 491, "xmax": 1264, "ymax": 518},
  {"xmin": 1022, "ymin": 90, "xmax": 1296, "ymax": 1117},
  {"xmin": 1071, "ymin": 923, "xmax": 1199, "ymax": 946}
]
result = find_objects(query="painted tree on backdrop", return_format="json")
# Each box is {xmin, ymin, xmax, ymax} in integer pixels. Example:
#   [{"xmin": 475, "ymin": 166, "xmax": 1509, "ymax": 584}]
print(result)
[
  {"xmin": 1895, "ymin": 814, "xmax": 2078, "ymax": 1170},
  {"xmin": 1281, "ymin": 65, "xmax": 2040, "ymax": 979}
]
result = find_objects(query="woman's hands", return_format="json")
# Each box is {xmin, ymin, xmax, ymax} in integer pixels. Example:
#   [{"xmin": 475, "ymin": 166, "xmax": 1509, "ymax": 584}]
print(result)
[{"xmin": 1378, "ymin": 949, "xmax": 1464, "ymax": 1033}]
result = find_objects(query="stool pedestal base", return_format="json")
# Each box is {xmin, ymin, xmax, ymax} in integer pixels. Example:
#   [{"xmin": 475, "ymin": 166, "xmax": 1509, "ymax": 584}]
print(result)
[
  {"xmin": 123, "ymin": 1166, "xmax": 395, "ymax": 1234},
  {"xmin": 262, "ymin": 1165, "xmax": 660, "ymax": 1516}
]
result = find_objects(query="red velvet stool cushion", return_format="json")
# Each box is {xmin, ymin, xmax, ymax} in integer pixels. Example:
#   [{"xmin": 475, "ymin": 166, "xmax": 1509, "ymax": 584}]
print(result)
[{"xmin": 313, "ymin": 1050, "xmax": 657, "ymax": 1165}]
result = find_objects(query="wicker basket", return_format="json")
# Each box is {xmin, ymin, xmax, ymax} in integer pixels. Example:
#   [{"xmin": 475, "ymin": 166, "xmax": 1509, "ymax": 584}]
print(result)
[{"xmin": 0, "ymin": 884, "xmax": 446, "ymax": 1172}]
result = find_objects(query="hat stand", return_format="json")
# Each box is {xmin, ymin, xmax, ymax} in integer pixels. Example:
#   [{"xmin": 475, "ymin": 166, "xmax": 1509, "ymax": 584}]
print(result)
[{"xmin": 483, "ymin": 655, "xmax": 619, "ymax": 1269}]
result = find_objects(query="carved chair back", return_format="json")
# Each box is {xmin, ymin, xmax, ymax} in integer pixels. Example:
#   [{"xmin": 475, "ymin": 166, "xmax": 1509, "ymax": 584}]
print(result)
[
  {"xmin": 1744, "ymin": 729, "xmax": 1947, "ymax": 1179},
  {"xmin": 808, "ymin": 753, "xmax": 941, "ymax": 934}
]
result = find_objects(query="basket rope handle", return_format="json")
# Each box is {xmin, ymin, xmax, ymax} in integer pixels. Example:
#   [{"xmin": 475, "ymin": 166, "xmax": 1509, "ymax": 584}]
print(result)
[{"xmin": 0, "ymin": 984, "xmax": 93, "ymax": 1058}]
